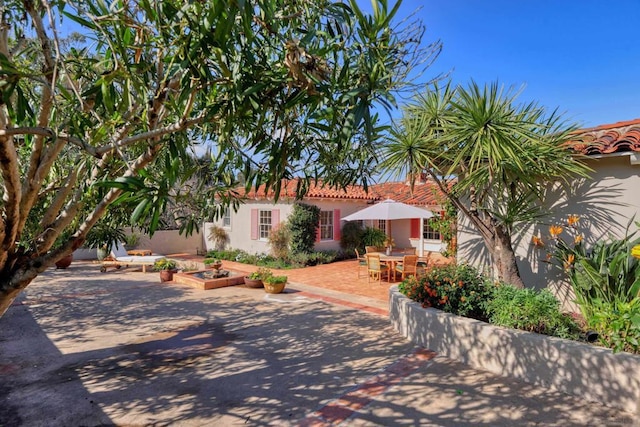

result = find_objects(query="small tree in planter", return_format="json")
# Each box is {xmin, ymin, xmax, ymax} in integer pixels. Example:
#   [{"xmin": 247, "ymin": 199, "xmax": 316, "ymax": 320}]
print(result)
[{"xmin": 153, "ymin": 259, "xmax": 178, "ymax": 283}]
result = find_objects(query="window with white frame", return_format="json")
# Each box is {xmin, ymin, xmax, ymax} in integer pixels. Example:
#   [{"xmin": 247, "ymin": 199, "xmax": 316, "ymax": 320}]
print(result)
[
  {"xmin": 319, "ymin": 211, "xmax": 334, "ymax": 240},
  {"xmin": 222, "ymin": 207, "xmax": 231, "ymax": 228},
  {"xmin": 423, "ymin": 216, "xmax": 441, "ymax": 241},
  {"xmin": 259, "ymin": 210, "xmax": 272, "ymax": 239},
  {"xmin": 376, "ymin": 219, "xmax": 386, "ymax": 234}
]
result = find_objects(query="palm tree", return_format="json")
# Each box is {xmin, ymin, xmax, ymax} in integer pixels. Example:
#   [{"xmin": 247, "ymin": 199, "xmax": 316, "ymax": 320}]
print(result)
[{"xmin": 381, "ymin": 80, "xmax": 590, "ymax": 287}]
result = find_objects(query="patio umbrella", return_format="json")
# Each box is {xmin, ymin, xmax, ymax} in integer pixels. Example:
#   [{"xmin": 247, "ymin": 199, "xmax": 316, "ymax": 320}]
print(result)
[{"xmin": 341, "ymin": 199, "xmax": 433, "ymax": 256}]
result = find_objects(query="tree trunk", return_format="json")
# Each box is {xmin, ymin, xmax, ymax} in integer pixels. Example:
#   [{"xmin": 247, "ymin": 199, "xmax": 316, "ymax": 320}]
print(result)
[
  {"xmin": 490, "ymin": 227, "xmax": 525, "ymax": 288},
  {"xmin": 0, "ymin": 275, "xmax": 34, "ymax": 317}
]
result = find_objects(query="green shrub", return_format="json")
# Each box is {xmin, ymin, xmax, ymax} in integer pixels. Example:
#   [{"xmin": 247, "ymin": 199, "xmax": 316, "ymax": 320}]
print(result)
[
  {"xmin": 288, "ymin": 203, "xmax": 320, "ymax": 255},
  {"xmin": 398, "ymin": 264, "xmax": 493, "ymax": 321},
  {"xmin": 287, "ymin": 250, "xmax": 338, "ymax": 267},
  {"xmin": 485, "ymin": 285, "xmax": 581, "ymax": 340},
  {"xmin": 206, "ymin": 249, "xmax": 243, "ymax": 261},
  {"xmin": 361, "ymin": 226, "xmax": 386, "ymax": 248},
  {"xmin": 584, "ymin": 297, "xmax": 640, "ymax": 354},
  {"xmin": 268, "ymin": 223, "xmax": 290, "ymax": 259},
  {"xmin": 340, "ymin": 221, "xmax": 364, "ymax": 255}
]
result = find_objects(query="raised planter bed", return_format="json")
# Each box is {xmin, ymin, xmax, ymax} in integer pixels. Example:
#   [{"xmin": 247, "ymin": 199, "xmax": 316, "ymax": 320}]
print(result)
[
  {"xmin": 389, "ymin": 286, "xmax": 640, "ymax": 414},
  {"xmin": 173, "ymin": 269, "xmax": 244, "ymax": 290}
]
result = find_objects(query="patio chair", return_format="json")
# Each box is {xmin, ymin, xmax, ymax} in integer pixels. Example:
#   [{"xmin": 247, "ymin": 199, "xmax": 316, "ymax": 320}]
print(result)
[
  {"xmin": 365, "ymin": 253, "xmax": 390, "ymax": 284},
  {"xmin": 355, "ymin": 248, "xmax": 368, "ymax": 278},
  {"xmin": 394, "ymin": 255, "xmax": 418, "ymax": 281},
  {"xmin": 100, "ymin": 243, "xmax": 166, "ymax": 273},
  {"xmin": 416, "ymin": 253, "xmax": 431, "ymax": 276},
  {"xmin": 365, "ymin": 246, "xmax": 379, "ymax": 254}
]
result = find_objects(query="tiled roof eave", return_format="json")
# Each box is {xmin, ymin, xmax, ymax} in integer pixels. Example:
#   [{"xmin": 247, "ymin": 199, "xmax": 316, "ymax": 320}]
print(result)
[{"xmin": 569, "ymin": 118, "xmax": 640, "ymax": 156}]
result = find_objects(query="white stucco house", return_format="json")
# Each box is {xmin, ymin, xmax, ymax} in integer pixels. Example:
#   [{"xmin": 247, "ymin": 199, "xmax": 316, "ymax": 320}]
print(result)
[
  {"xmin": 456, "ymin": 118, "xmax": 640, "ymax": 303},
  {"xmin": 204, "ymin": 177, "xmax": 449, "ymax": 255}
]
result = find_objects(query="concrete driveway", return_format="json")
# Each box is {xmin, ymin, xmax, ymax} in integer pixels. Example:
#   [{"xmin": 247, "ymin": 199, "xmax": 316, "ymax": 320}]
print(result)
[{"xmin": 0, "ymin": 263, "xmax": 634, "ymax": 426}]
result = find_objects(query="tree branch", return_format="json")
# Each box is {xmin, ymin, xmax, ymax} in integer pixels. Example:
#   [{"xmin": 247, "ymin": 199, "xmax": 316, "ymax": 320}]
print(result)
[
  {"xmin": 39, "ymin": 165, "xmax": 81, "ymax": 230},
  {"xmin": 19, "ymin": 2, "xmax": 60, "ymax": 235},
  {"xmin": 0, "ymin": 135, "xmax": 22, "ymax": 268},
  {"xmin": 94, "ymin": 114, "xmax": 206, "ymax": 156}
]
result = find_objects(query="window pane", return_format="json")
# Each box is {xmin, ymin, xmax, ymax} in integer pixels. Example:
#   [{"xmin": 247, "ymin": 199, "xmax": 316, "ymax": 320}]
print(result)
[
  {"xmin": 259, "ymin": 210, "xmax": 272, "ymax": 239},
  {"xmin": 320, "ymin": 211, "xmax": 333, "ymax": 240},
  {"xmin": 376, "ymin": 220, "xmax": 386, "ymax": 234},
  {"xmin": 222, "ymin": 208, "xmax": 231, "ymax": 228},
  {"xmin": 423, "ymin": 217, "xmax": 441, "ymax": 240}
]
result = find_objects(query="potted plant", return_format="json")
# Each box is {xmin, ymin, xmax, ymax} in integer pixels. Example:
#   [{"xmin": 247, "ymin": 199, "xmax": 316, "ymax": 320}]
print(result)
[
  {"xmin": 263, "ymin": 274, "xmax": 288, "ymax": 294},
  {"xmin": 52, "ymin": 230, "xmax": 74, "ymax": 269},
  {"xmin": 55, "ymin": 253, "xmax": 74, "ymax": 269},
  {"xmin": 85, "ymin": 222, "xmax": 127, "ymax": 260},
  {"xmin": 244, "ymin": 267, "xmax": 272, "ymax": 288},
  {"xmin": 153, "ymin": 259, "xmax": 178, "ymax": 282}
]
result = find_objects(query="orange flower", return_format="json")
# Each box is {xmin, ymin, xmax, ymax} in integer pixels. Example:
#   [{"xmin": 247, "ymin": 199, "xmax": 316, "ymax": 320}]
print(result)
[
  {"xmin": 567, "ymin": 215, "xmax": 580, "ymax": 227},
  {"xmin": 549, "ymin": 225, "xmax": 563, "ymax": 238},
  {"xmin": 563, "ymin": 254, "xmax": 575, "ymax": 271},
  {"xmin": 574, "ymin": 234, "xmax": 583, "ymax": 244},
  {"xmin": 531, "ymin": 235, "xmax": 545, "ymax": 247}
]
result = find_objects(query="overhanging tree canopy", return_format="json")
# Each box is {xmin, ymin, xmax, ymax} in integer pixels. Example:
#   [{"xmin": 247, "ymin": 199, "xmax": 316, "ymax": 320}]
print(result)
[{"xmin": 0, "ymin": 0, "xmax": 440, "ymax": 316}]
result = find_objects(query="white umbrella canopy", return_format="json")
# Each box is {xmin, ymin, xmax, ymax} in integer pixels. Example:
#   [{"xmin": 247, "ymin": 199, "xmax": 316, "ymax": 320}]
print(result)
[
  {"xmin": 341, "ymin": 199, "xmax": 434, "ymax": 221},
  {"xmin": 342, "ymin": 199, "xmax": 434, "ymax": 256}
]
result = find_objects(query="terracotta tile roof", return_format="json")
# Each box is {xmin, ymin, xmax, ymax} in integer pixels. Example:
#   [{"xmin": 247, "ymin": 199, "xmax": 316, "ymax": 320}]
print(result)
[
  {"xmin": 370, "ymin": 181, "xmax": 449, "ymax": 207},
  {"xmin": 242, "ymin": 179, "xmax": 378, "ymax": 201},
  {"xmin": 569, "ymin": 118, "xmax": 640, "ymax": 155},
  {"xmin": 242, "ymin": 178, "xmax": 447, "ymax": 207}
]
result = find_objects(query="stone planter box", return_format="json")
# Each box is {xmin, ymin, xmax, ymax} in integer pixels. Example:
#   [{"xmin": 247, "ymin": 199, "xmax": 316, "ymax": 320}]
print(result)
[
  {"xmin": 173, "ymin": 270, "xmax": 244, "ymax": 290},
  {"xmin": 389, "ymin": 286, "xmax": 640, "ymax": 414}
]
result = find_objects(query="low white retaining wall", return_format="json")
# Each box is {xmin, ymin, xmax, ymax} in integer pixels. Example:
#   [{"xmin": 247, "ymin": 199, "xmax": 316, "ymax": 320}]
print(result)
[{"xmin": 389, "ymin": 286, "xmax": 640, "ymax": 414}]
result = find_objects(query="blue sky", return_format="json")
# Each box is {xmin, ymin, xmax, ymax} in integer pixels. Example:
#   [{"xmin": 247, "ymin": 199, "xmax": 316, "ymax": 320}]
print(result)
[{"xmin": 386, "ymin": 0, "xmax": 640, "ymax": 128}]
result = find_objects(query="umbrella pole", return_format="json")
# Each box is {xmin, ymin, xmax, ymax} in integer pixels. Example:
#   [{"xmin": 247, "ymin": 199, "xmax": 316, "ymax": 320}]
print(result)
[{"xmin": 387, "ymin": 220, "xmax": 391, "ymax": 246}]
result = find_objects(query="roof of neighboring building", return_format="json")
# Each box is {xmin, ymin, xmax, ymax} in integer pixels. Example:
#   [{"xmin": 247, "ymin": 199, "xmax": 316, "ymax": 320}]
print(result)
[
  {"xmin": 242, "ymin": 178, "xmax": 447, "ymax": 207},
  {"xmin": 242, "ymin": 179, "xmax": 378, "ymax": 201},
  {"xmin": 569, "ymin": 118, "xmax": 640, "ymax": 156},
  {"xmin": 370, "ymin": 181, "xmax": 447, "ymax": 207}
]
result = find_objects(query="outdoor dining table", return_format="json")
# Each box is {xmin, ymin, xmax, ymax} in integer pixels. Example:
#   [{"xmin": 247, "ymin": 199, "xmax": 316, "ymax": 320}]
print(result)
[{"xmin": 370, "ymin": 252, "xmax": 406, "ymax": 282}]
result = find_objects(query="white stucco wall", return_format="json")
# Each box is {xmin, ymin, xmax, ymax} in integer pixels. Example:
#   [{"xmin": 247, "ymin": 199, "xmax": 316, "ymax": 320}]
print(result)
[
  {"xmin": 205, "ymin": 199, "xmax": 372, "ymax": 255},
  {"xmin": 140, "ymin": 229, "xmax": 204, "ymax": 255},
  {"xmin": 457, "ymin": 153, "xmax": 640, "ymax": 306}
]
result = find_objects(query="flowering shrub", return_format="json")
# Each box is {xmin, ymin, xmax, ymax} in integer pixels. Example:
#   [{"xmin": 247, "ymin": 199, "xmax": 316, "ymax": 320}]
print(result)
[
  {"xmin": 398, "ymin": 264, "xmax": 493, "ymax": 321},
  {"xmin": 532, "ymin": 216, "xmax": 640, "ymax": 353}
]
